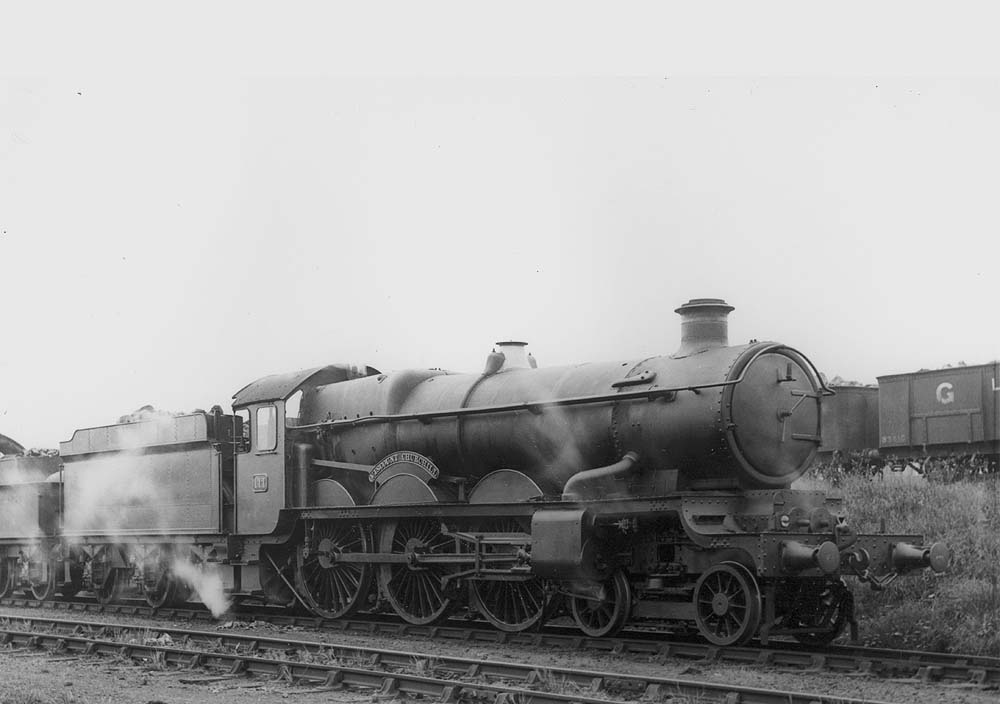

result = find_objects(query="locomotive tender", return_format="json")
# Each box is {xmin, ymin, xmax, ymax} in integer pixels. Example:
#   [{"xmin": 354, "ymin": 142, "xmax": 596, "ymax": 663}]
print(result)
[{"xmin": 0, "ymin": 299, "xmax": 947, "ymax": 645}]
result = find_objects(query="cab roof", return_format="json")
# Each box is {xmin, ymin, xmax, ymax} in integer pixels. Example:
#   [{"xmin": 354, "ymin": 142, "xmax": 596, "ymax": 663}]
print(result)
[{"xmin": 232, "ymin": 363, "xmax": 380, "ymax": 406}]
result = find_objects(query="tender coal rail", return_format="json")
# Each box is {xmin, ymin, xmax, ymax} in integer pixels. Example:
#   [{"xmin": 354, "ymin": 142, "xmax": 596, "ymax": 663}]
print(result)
[
  {"xmin": 3, "ymin": 598, "xmax": 998, "ymax": 687},
  {"xmin": 0, "ymin": 616, "xmax": 890, "ymax": 704}
]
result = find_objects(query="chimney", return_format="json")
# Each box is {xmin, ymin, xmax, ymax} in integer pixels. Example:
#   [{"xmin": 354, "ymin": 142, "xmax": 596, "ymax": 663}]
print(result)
[{"xmin": 673, "ymin": 298, "xmax": 734, "ymax": 357}]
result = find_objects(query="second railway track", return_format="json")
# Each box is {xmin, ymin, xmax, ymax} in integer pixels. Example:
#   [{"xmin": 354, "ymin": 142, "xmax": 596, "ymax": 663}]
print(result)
[
  {"xmin": 0, "ymin": 613, "xmax": 902, "ymax": 704},
  {"xmin": 2, "ymin": 600, "xmax": 998, "ymax": 689}
]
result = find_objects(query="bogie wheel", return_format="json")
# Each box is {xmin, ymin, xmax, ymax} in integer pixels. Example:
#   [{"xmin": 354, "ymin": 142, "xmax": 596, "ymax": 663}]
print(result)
[
  {"xmin": 694, "ymin": 562, "xmax": 762, "ymax": 646},
  {"xmin": 296, "ymin": 521, "xmax": 373, "ymax": 620},
  {"xmin": 470, "ymin": 518, "xmax": 549, "ymax": 632},
  {"xmin": 570, "ymin": 570, "xmax": 633, "ymax": 638},
  {"xmin": 378, "ymin": 518, "xmax": 458, "ymax": 625},
  {"xmin": 792, "ymin": 580, "xmax": 854, "ymax": 647}
]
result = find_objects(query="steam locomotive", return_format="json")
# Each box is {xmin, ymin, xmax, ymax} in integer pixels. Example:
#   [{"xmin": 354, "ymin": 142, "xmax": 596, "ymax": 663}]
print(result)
[{"xmin": 0, "ymin": 299, "xmax": 947, "ymax": 646}]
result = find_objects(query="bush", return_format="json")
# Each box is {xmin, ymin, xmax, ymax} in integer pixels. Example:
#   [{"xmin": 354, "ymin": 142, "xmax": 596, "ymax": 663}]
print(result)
[{"xmin": 832, "ymin": 475, "xmax": 1000, "ymax": 655}]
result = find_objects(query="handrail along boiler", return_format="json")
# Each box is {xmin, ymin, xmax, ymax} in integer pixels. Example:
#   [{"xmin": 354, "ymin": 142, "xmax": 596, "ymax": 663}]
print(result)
[{"xmin": 0, "ymin": 299, "xmax": 947, "ymax": 645}]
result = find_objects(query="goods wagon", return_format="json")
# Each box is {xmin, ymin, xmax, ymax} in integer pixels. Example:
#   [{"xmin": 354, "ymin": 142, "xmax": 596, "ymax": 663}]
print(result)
[
  {"xmin": 818, "ymin": 385, "xmax": 879, "ymax": 456},
  {"xmin": 878, "ymin": 362, "xmax": 1000, "ymax": 460}
]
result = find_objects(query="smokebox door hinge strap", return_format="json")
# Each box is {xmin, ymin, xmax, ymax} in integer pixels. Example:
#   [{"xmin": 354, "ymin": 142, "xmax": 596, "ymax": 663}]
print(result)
[{"xmin": 777, "ymin": 389, "xmax": 822, "ymax": 443}]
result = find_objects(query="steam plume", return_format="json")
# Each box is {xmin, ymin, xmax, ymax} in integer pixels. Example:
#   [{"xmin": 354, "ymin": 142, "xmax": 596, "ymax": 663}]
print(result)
[{"xmin": 171, "ymin": 558, "xmax": 231, "ymax": 618}]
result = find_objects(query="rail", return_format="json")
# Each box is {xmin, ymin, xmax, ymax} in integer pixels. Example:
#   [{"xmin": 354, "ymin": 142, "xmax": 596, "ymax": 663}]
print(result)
[
  {"xmin": 0, "ymin": 614, "xmax": 893, "ymax": 704},
  {"xmin": 1, "ymin": 599, "xmax": 996, "ymax": 687}
]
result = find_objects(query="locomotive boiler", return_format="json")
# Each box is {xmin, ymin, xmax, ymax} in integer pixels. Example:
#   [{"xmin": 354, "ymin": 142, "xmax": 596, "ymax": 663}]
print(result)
[
  {"xmin": 299, "ymin": 299, "xmax": 822, "ymax": 494},
  {"xmin": 0, "ymin": 298, "xmax": 948, "ymax": 647}
]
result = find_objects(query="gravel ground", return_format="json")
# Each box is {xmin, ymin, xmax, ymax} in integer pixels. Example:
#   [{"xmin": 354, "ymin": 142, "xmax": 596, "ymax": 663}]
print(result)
[{"xmin": 1, "ymin": 606, "xmax": 997, "ymax": 704}]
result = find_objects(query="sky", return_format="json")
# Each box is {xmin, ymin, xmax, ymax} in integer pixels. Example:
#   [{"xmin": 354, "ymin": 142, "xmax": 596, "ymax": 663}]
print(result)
[{"xmin": 1, "ymin": 5, "xmax": 999, "ymax": 448}]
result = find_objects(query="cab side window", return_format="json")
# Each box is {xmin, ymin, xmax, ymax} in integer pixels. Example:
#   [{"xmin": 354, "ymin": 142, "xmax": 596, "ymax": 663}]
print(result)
[
  {"xmin": 235, "ymin": 409, "xmax": 251, "ymax": 453},
  {"xmin": 286, "ymin": 390, "xmax": 303, "ymax": 428},
  {"xmin": 256, "ymin": 405, "xmax": 277, "ymax": 452}
]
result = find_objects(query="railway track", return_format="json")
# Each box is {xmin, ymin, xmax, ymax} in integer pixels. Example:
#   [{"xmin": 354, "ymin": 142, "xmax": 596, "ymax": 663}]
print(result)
[
  {"xmin": 3, "ymin": 597, "xmax": 998, "ymax": 687},
  {"xmin": 0, "ymin": 614, "xmax": 893, "ymax": 704}
]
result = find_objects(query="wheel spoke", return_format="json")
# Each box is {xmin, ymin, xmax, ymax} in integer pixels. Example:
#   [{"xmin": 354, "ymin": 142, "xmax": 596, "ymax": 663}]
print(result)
[
  {"xmin": 378, "ymin": 518, "xmax": 454, "ymax": 625},
  {"xmin": 693, "ymin": 564, "xmax": 761, "ymax": 646},
  {"xmin": 297, "ymin": 521, "xmax": 372, "ymax": 620},
  {"xmin": 570, "ymin": 572, "xmax": 631, "ymax": 638},
  {"xmin": 470, "ymin": 518, "xmax": 547, "ymax": 632}
]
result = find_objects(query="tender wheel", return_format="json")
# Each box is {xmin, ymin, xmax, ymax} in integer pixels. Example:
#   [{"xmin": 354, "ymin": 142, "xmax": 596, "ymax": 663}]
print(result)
[
  {"xmin": 94, "ymin": 570, "xmax": 124, "ymax": 605},
  {"xmin": 470, "ymin": 518, "xmax": 548, "ymax": 632},
  {"xmin": 792, "ymin": 580, "xmax": 854, "ymax": 646},
  {"xmin": 142, "ymin": 547, "xmax": 179, "ymax": 609},
  {"xmin": 173, "ymin": 581, "xmax": 193, "ymax": 605},
  {"xmin": 296, "ymin": 521, "xmax": 373, "ymax": 620},
  {"xmin": 378, "ymin": 518, "xmax": 458, "ymax": 625},
  {"xmin": 28, "ymin": 558, "xmax": 56, "ymax": 601},
  {"xmin": 0, "ymin": 558, "xmax": 13, "ymax": 598},
  {"xmin": 91, "ymin": 546, "xmax": 126, "ymax": 605},
  {"xmin": 570, "ymin": 570, "xmax": 632, "ymax": 638},
  {"xmin": 93, "ymin": 565, "xmax": 125, "ymax": 606},
  {"xmin": 694, "ymin": 562, "xmax": 762, "ymax": 646},
  {"xmin": 57, "ymin": 550, "xmax": 85, "ymax": 600}
]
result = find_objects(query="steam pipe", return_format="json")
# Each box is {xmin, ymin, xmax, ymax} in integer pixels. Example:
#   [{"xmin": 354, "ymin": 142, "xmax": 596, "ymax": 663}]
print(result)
[
  {"xmin": 562, "ymin": 452, "xmax": 641, "ymax": 501},
  {"xmin": 294, "ymin": 443, "xmax": 314, "ymax": 508}
]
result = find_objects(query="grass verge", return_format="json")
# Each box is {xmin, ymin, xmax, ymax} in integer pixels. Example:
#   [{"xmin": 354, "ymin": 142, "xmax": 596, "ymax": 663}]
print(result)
[{"xmin": 831, "ymin": 475, "xmax": 1000, "ymax": 655}]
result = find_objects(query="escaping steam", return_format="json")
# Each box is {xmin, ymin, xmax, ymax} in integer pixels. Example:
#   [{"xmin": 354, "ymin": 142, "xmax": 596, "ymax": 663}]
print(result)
[
  {"xmin": 59, "ymin": 406, "xmax": 233, "ymax": 618},
  {"xmin": 62, "ymin": 453, "xmax": 176, "ymax": 535},
  {"xmin": 0, "ymin": 451, "xmax": 61, "ymax": 541},
  {"xmin": 507, "ymin": 372, "xmax": 587, "ymax": 487},
  {"xmin": 63, "ymin": 408, "xmax": 213, "ymax": 536},
  {"xmin": 171, "ymin": 558, "xmax": 231, "ymax": 618}
]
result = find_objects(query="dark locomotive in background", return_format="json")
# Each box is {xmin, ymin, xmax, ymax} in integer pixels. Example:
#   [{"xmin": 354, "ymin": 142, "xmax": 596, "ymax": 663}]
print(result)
[{"xmin": 0, "ymin": 299, "xmax": 949, "ymax": 646}]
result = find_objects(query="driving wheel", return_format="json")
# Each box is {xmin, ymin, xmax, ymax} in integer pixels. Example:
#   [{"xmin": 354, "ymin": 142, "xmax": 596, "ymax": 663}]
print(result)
[
  {"xmin": 296, "ymin": 521, "xmax": 374, "ymax": 620},
  {"xmin": 378, "ymin": 518, "xmax": 458, "ymax": 625}
]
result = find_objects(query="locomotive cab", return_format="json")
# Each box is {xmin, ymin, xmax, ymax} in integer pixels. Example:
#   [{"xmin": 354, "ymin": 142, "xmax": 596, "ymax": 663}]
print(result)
[{"xmin": 230, "ymin": 363, "xmax": 380, "ymax": 536}]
